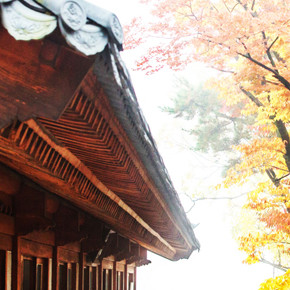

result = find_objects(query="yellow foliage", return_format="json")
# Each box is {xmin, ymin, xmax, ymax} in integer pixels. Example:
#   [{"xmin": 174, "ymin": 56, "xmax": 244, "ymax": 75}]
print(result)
[{"xmin": 259, "ymin": 270, "xmax": 290, "ymax": 290}]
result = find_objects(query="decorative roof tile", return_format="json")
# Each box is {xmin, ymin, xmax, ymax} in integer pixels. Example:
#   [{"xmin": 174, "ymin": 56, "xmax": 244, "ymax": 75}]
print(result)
[{"xmin": 0, "ymin": 0, "xmax": 123, "ymax": 55}]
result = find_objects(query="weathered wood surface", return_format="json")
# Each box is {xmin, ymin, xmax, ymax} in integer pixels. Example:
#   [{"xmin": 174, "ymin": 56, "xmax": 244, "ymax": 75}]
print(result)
[
  {"xmin": 0, "ymin": 26, "xmax": 196, "ymax": 260},
  {"xmin": 0, "ymin": 28, "xmax": 93, "ymax": 129}
]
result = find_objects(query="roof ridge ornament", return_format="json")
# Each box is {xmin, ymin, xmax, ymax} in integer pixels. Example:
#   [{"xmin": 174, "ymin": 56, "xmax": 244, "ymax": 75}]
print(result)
[
  {"xmin": 35, "ymin": 0, "xmax": 123, "ymax": 48},
  {"xmin": 60, "ymin": 0, "xmax": 86, "ymax": 31},
  {"xmin": 0, "ymin": 0, "xmax": 124, "ymax": 55},
  {"xmin": 0, "ymin": 0, "xmax": 56, "ymax": 40}
]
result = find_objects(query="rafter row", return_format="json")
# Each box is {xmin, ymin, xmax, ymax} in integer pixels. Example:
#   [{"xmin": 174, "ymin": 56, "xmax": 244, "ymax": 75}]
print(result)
[{"xmin": 0, "ymin": 121, "xmax": 176, "ymax": 257}]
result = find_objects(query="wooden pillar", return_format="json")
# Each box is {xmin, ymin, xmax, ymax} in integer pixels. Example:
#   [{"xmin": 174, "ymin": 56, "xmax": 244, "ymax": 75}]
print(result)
[
  {"xmin": 134, "ymin": 268, "xmax": 137, "ymax": 290},
  {"xmin": 124, "ymin": 264, "xmax": 128, "ymax": 290},
  {"xmin": 52, "ymin": 246, "xmax": 59, "ymax": 290},
  {"xmin": 113, "ymin": 261, "xmax": 117, "ymax": 290},
  {"xmin": 79, "ymin": 252, "xmax": 85, "ymax": 290},
  {"xmin": 72, "ymin": 263, "xmax": 79, "ymax": 290},
  {"xmin": 12, "ymin": 236, "xmax": 21, "ymax": 290},
  {"xmin": 48, "ymin": 258, "xmax": 52, "ymax": 290},
  {"xmin": 92, "ymin": 266, "xmax": 97, "ymax": 290},
  {"xmin": 6, "ymin": 251, "xmax": 12, "ymax": 290},
  {"xmin": 98, "ymin": 261, "xmax": 103, "ymax": 290}
]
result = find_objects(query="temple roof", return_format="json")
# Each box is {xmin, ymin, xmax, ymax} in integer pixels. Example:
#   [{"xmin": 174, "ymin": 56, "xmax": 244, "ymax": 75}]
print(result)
[{"xmin": 0, "ymin": 0, "xmax": 200, "ymax": 260}]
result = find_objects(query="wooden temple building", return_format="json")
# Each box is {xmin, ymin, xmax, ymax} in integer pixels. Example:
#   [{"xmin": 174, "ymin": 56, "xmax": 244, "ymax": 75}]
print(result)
[{"xmin": 0, "ymin": 1, "xmax": 199, "ymax": 289}]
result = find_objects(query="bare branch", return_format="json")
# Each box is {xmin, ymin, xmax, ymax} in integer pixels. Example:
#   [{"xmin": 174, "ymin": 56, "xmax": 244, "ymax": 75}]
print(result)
[
  {"xmin": 259, "ymin": 258, "xmax": 289, "ymax": 272},
  {"xmin": 268, "ymin": 36, "xmax": 279, "ymax": 52},
  {"xmin": 209, "ymin": 66, "xmax": 235, "ymax": 74},
  {"xmin": 251, "ymin": 0, "xmax": 256, "ymax": 11},
  {"xmin": 184, "ymin": 191, "xmax": 249, "ymax": 213},
  {"xmin": 222, "ymin": 0, "xmax": 231, "ymax": 13},
  {"xmin": 231, "ymin": 3, "xmax": 240, "ymax": 12}
]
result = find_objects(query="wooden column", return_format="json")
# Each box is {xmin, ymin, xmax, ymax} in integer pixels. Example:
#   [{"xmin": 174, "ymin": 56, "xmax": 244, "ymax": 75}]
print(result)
[
  {"xmin": 12, "ymin": 236, "xmax": 21, "ymax": 290},
  {"xmin": 98, "ymin": 261, "xmax": 103, "ymax": 290},
  {"xmin": 78, "ymin": 252, "xmax": 85, "ymax": 290},
  {"xmin": 72, "ymin": 263, "xmax": 79, "ymax": 290},
  {"xmin": 124, "ymin": 264, "xmax": 128, "ymax": 290},
  {"xmin": 6, "ymin": 251, "xmax": 12, "ymax": 290},
  {"xmin": 113, "ymin": 261, "xmax": 117, "ymax": 290},
  {"xmin": 92, "ymin": 266, "xmax": 98, "ymax": 290},
  {"xmin": 48, "ymin": 258, "xmax": 52, "ymax": 290},
  {"xmin": 52, "ymin": 246, "xmax": 59, "ymax": 290},
  {"xmin": 134, "ymin": 268, "xmax": 137, "ymax": 290}
]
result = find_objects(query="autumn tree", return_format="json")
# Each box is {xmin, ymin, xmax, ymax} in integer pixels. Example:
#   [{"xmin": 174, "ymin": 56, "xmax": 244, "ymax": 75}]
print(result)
[
  {"xmin": 125, "ymin": 0, "xmax": 290, "ymax": 178},
  {"xmin": 125, "ymin": 0, "xmax": 290, "ymax": 287}
]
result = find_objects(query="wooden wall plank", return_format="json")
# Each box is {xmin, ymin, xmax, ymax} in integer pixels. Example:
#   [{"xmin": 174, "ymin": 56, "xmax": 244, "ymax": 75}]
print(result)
[{"xmin": 21, "ymin": 239, "xmax": 53, "ymax": 259}]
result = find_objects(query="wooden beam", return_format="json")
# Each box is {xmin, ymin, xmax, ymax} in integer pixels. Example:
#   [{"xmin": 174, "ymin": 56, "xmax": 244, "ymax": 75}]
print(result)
[{"xmin": 55, "ymin": 231, "xmax": 87, "ymax": 247}]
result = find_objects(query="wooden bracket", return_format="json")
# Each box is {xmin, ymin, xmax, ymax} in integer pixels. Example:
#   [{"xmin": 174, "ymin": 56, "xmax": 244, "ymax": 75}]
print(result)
[
  {"xmin": 14, "ymin": 183, "xmax": 55, "ymax": 235},
  {"xmin": 54, "ymin": 204, "xmax": 87, "ymax": 246},
  {"xmin": 15, "ymin": 215, "xmax": 55, "ymax": 236}
]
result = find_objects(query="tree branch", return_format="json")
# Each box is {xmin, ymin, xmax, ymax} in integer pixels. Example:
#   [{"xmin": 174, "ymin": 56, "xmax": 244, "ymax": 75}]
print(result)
[
  {"xmin": 239, "ymin": 86, "xmax": 264, "ymax": 107},
  {"xmin": 239, "ymin": 88, "xmax": 290, "ymax": 178},
  {"xmin": 251, "ymin": 0, "xmax": 256, "ymax": 10},
  {"xmin": 262, "ymin": 32, "xmax": 278, "ymax": 70},
  {"xmin": 266, "ymin": 169, "xmax": 280, "ymax": 187},
  {"xmin": 238, "ymin": 53, "xmax": 290, "ymax": 91},
  {"xmin": 184, "ymin": 191, "xmax": 249, "ymax": 213},
  {"xmin": 275, "ymin": 120, "xmax": 290, "ymax": 172},
  {"xmin": 259, "ymin": 258, "xmax": 289, "ymax": 272},
  {"xmin": 268, "ymin": 36, "xmax": 279, "ymax": 52}
]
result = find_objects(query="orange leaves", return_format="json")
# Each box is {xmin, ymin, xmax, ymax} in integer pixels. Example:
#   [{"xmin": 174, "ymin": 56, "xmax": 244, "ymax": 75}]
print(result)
[
  {"xmin": 223, "ymin": 137, "xmax": 288, "ymax": 189},
  {"xmin": 125, "ymin": 0, "xmax": 290, "ymax": 77},
  {"xmin": 261, "ymin": 210, "xmax": 290, "ymax": 235},
  {"xmin": 238, "ymin": 230, "xmax": 290, "ymax": 265}
]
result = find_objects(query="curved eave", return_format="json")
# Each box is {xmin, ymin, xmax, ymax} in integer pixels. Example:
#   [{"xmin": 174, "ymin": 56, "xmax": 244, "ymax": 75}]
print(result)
[
  {"xmin": 93, "ymin": 47, "xmax": 200, "ymax": 256},
  {"xmin": 0, "ymin": 119, "xmax": 177, "ymax": 260}
]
